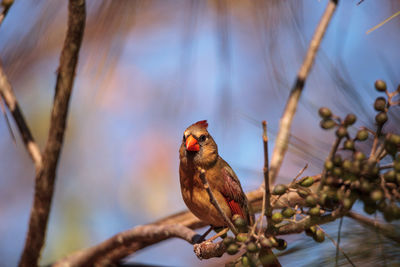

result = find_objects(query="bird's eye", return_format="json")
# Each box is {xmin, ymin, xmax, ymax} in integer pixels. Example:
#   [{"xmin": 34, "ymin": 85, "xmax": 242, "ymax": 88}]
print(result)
[
  {"xmin": 199, "ymin": 135, "xmax": 206, "ymax": 142},
  {"xmin": 183, "ymin": 134, "xmax": 186, "ymax": 141}
]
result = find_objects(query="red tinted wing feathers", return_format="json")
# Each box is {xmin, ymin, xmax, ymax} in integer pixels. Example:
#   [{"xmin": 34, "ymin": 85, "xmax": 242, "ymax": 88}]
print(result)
[{"xmin": 221, "ymin": 166, "xmax": 247, "ymax": 219}]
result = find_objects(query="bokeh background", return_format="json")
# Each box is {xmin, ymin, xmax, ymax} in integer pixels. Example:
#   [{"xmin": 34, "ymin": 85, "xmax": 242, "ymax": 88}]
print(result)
[{"xmin": 1, "ymin": 0, "xmax": 400, "ymax": 266}]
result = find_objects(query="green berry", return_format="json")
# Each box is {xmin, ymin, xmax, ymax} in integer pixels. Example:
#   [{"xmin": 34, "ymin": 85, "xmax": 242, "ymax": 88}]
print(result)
[
  {"xmin": 394, "ymin": 161, "xmax": 400, "ymax": 172},
  {"xmin": 375, "ymin": 80, "xmax": 387, "ymax": 92},
  {"xmin": 370, "ymin": 190, "xmax": 383, "ymax": 202},
  {"xmin": 354, "ymin": 151, "xmax": 366, "ymax": 161},
  {"xmin": 318, "ymin": 107, "xmax": 332, "ymax": 119},
  {"xmin": 297, "ymin": 188, "xmax": 309, "ymax": 198},
  {"xmin": 223, "ymin": 236, "xmax": 235, "ymax": 246},
  {"xmin": 374, "ymin": 97, "xmax": 386, "ymax": 111},
  {"xmin": 276, "ymin": 239, "xmax": 287, "ymax": 250},
  {"xmin": 226, "ymin": 243, "xmax": 239, "ymax": 255},
  {"xmin": 343, "ymin": 139, "xmax": 355, "ymax": 150},
  {"xmin": 313, "ymin": 230, "xmax": 325, "ymax": 243},
  {"xmin": 325, "ymin": 160, "xmax": 334, "ymax": 170},
  {"xmin": 241, "ymin": 255, "xmax": 250, "ymax": 266},
  {"xmin": 272, "ymin": 184, "xmax": 287, "ymax": 195},
  {"xmin": 342, "ymin": 160, "xmax": 352, "ymax": 171},
  {"xmin": 361, "ymin": 181, "xmax": 372, "ymax": 192},
  {"xmin": 384, "ymin": 170, "xmax": 396, "ymax": 183},
  {"xmin": 332, "ymin": 167, "xmax": 342, "ymax": 177},
  {"xmin": 272, "ymin": 212, "xmax": 283, "ymax": 224},
  {"xmin": 305, "ymin": 195, "xmax": 317, "ymax": 207},
  {"xmin": 260, "ymin": 237, "xmax": 272, "ymax": 248},
  {"xmin": 343, "ymin": 198, "xmax": 354, "ymax": 210},
  {"xmin": 309, "ymin": 206, "xmax": 320, "ymax": 217},
  {"xmin": 375, "ymin": 112, "xmax": 388, "ymax": 125},
  {"xmin": 344, "ymin": 114, "xmax": 357, "ymax": 126},
  {"xmin": 300, "ymin": 176, "xmax": 314, "ymax": 187},
  {"xmin": 320, "ymin": 119, "xmax": 336, "ymax": 130},
  {"xmin": 336, "ymin": 126, "xmax": 348, "ymax": 138},
  {"xmin": 356, "ymin": 130, "xmax": 368, "ymax": 141},
  {"xmin": 305, "ymin": 226, "xmax": 317, "ymax": 236},
  {"xmin": 234, "ymin": 216, "xmax": 246, "ymax": 228},
  {"xmin": 282, "ymin": 207, "xmax": 295, "ymax": 218},
  {"xmin": 236, "ymin": 233, "xmax": 248, "ymax": 243},
  {"xmin": 333, "ymin": 154, "xmax": 342, "ymax": 166},
  {"xmin": 246, "ymin": 242, "xmax": 259, "ymax": 253},
  {"xmin": 388, "ymin": 133, "xmax": 400, "ymax": 145}
]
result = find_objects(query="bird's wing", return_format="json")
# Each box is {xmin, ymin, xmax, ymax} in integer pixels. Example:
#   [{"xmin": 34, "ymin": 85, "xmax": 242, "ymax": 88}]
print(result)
[{"xmin": 220, "ymin": 162, "xmax": 249, "ymax": 221}]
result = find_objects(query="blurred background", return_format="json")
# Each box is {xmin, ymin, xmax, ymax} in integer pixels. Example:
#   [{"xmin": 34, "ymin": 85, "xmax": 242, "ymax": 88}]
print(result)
[{"xmin": 1, "ymin": 0, "xmax": 400, "ymax": 266}]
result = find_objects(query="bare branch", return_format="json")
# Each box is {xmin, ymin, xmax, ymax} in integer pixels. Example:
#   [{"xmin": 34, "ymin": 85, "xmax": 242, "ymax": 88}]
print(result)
[
  {"xmin": 262, "ymin": 121, "xmax": 273, "ymax": 233},
  {"xmin": 53, "ymin": 224, "xmax": 200, "ymax": 267},
  {"xmin": 276, "ymin": 208, "xmax": 345, "ymax": 235},
  {"xmin": 19, "ymin": 1, "xmax": 86, "ymax": 266},
  {"xmin": 269, "ymin": 0, "xmax": 339, "ymax": 184},
  {"xmin": 193, "ymin": 241, "xmax": 226, "ymax": 260},
  {"xmin": 0, "ymin": 64, "xmax": 42, "ymax": 169},
  {"xmin": 346, "ymin": 211, "xmax": 400, "ymax": 244},
  {"xmin": 0, "ymin": 0, "xmax": 13, "ymax": 26},
  {"xmin": 54, "ymin": 178, "xmax": 321, "ymax": 266},
  {"xmin": 198, "ymin": 168, "xmax": 238, "ymax": 235}
]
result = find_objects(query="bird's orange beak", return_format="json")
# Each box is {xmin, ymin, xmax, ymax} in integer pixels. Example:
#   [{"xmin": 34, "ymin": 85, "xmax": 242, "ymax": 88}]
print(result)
[{"xmin": 186, "ymin": 135, "xmax": 200, "ymax": 151}]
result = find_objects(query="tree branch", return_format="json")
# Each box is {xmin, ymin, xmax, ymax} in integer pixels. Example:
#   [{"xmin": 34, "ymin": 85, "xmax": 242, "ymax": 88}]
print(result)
[
  {"xmin": 53, "ymin": 178, "xmax": 323, "ymax": 266},
  {"xmin": 53, "ymin": 224, "xmax": 201, "ymax": 267},
  {"xmin": 269, "ymin": 0, "xmax": 339, "ymax": 184},
  {"xmin": 262, "ymin": 121, "xmax": 273, "ymax": 232},
  {"xmin": 346, "ymin": 211, "xmax": 400, "ymax": 244},
  {"xmin": 0, "ymin": 64, "xmax": 42, "ymax": 169},
  {"xmin": 18, "ymin": 1, "xmax": 86, "ymax": 266}
]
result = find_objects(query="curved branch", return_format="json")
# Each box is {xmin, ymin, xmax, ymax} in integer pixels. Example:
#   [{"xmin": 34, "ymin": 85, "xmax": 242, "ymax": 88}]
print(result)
[
  {"xmin": 53, "ymin": 224, "xmax": 201, "ymax": 267},
  {"xmin": 0, "ymin": 65, "xmax": 42, "ymax": 169},
  {"xmin": 18, "ymin": 1, "xmax": 86, "ymax": 266},
  {"xmin": 269, "ymin": 0, "xmax": 339, "ymax": 184}
]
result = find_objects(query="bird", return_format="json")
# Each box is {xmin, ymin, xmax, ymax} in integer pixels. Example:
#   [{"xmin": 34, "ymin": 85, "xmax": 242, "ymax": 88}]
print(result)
[
  {"xmin": 179, "ymin": 120, "xmax": 252, "ymax": 228},
  {"xmin": 179, "ymin": 120, "xmax": 281, "ymax": 266}
]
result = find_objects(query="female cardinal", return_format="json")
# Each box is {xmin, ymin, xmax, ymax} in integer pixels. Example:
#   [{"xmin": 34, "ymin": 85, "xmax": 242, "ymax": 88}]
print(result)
[
  {"xmin": 179, "ymin": 120, "xmax": 252, "ymax": 227},
  {"xmin": 179, "ymin": 120, "xmax": 281, "ymax": 266}
]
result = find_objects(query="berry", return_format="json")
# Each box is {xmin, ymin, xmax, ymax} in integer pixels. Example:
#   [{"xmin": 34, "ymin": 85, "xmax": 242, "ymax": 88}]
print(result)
[
  {"xmin": 318, "ymin": 107, "xmax": 332, "ymax": 119},
  {"xmin": 375, "ymin": 80, "xmax": 387, "ymax": 92}
]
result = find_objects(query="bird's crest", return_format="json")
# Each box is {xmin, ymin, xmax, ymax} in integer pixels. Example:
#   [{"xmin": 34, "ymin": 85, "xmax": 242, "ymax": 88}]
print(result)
[{"xmin": 194, "ymin": 120, "xmax": 208, "ymax": 129}]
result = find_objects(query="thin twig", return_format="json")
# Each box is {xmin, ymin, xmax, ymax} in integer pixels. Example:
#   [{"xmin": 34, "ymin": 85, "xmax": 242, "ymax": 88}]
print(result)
[
  {"xmin": 18, "ymin": 1, "xmax": 86, "ymax": 266},
  {"xmin": 335, "ymin": 217, "xmax": 343, "ymax": 267},
  {"xmin": 0, "ymin": 63, "xmax": 42, "ymax": 169},
  {"xmin": 291, "ymin": 164, "xmax": 308, "ymax": 184},
  {"xmin": 315, "ymin": 224, "xmax": 356, "ymax": 267},
  {"xmin": 366, "ymin": 10, "xmax": 400, "ymax": 34},
  {"xmin": 262, "ymin": 121, "xmax": 273, "ymax": 234},
  {"xmin": 380, "ymin": 163, "xmax": 393, "ymax": 170},
  {"xmin": 318, "ymin": 137, "xmax": 341, "ymax": 191},
  {"xmin": 0, "ymin": 96, "xmax": 16, "ymax": 143},
  {"xmin": 269, "ymin": 0, "xmax": 339, "ymax": 184},
  {"xmin": 198, "ymin": 168, "xmax": 238, "ymax": 235}
]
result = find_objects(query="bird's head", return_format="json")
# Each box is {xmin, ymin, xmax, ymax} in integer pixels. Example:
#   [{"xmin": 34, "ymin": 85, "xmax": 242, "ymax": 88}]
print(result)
[{"xmin": 179, "ymin": 120, "xmax": 218, "ymax": 168}]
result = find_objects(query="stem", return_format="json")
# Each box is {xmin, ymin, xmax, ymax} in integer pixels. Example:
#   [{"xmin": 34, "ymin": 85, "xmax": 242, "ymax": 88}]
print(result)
[
  {"xmin": 18, "ymin": 1, "xmax": 86, "ymax": 266},
  {"xmin": 269, "ymin": 0, "xmax": 339, "ymax": 184},
  {"xmin": 198, "ymin": 168, "xmax": 238, "ymax": 235}
]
